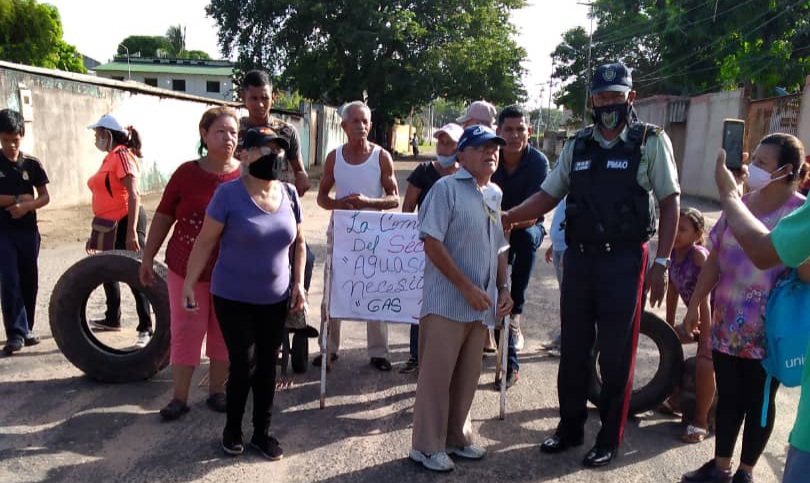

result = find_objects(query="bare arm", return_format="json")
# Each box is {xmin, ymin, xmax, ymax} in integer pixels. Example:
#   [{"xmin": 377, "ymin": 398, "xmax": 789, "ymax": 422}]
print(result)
[
  {"xmin": 683, "ymin": 249, "xmax": 719, "ymax": 334},
  {"xmin": 423, "ymin": 235, "xmax": 492, "ymax": 311},
  {"xmin": 654, "ymin": 194, "xmax": 679, "ymax": 259},
  {"xmin": 122, "ymin": 175, "xmax": 141, "ymax": 252},
  {"xmin": 5, "ymin": 185, "xmax": 50, "ymax": 219},
  {"xmin": 184, "ymin": 215, "xmax": 225, "ymax": 289},
  {"xmin": 402, "ymin": 183, "xmax": 421, "ymax": 213},
  {"xmin": 289, "ymin": 223, "xmax": 307, "ymax": 311},
  {"xmin": 503, "ymin": 189, "xmax": 559, "ymax": 228},
  {"xmin": 316, "ymin": 152, "xmax": 359, "ymax": 211},
  {"xmin": 665, "ymin": 281, "xmax": 679, "ymax": 326},
  {"xmin": 139, "ymin": 213, "xmax": 175, "ymax": 286},
  {"xmin": 289, "ymin": 155, "xmax": 311, "ymax": 197}
]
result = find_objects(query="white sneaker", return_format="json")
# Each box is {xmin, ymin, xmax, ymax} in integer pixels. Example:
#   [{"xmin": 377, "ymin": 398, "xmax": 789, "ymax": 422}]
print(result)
[
  {"xmin": 446, "ymin": 444, "xmax": 487, "ymax": 460},
  {"xmin": 513, "ymin": 327, "xmax": 525, "ymax": 351},
  {"xmin": 135, "ymin": 331, "xmax": 151, "ymax": 348},
  {"xmin": 409, "ymin": 449, "xmax": 455, "ymax": 471}
]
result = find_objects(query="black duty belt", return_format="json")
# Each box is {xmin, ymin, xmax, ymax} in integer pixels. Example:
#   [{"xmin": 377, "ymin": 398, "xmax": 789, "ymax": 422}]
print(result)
[{"xmin": 573, "ymin": 241, "xmax": 642, "ymax": 255}]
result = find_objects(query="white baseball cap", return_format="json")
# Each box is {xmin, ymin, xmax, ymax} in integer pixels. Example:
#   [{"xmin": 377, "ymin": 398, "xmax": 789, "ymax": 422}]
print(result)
[
  {"xmin": 433, "ymin": 123, "xmax": 464, "ymax": 142},
  {"xmin": 88, "ymin": 114, "xmax": 126, "ymax": 133},
  {"xmin": 456, "ymin": 100, "xmax": 497, "ymax": 126}
]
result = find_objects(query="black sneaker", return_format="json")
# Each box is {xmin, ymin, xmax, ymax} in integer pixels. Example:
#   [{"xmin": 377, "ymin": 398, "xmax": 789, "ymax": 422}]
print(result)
[
  {"xmin": 206, "ymin": 392, "xmax": 227, "ymax": 413},
  {"xmin": 682, "ymin": 460, "xmax": 732, "ymax": 482},
  {"xmin": 399, "ymin": 358, "xmax": 419, "ymax": 374},
  {"xmin": 222, "ymin": 428, "xmax": 244, "ymax": 456},
  {"xmin": 312, "ymin": 353, "xmax": 338, "ymax": 367},
  {"xmin": 2, "ymin": 339, "xmax": 23, "ymax": 356},
  {"xmin": 731, "ymin": 470, "xmax": 753, "ymax": 483},
  {"xmin": 370, "ymin": 357, "xmax": 392, "ymax": 371},
  {"xmin": 250, "ymin": 435, "xmax": 284, "ymax": 461},
  {"xmin": 24, "ymin": 335, "xmax": 41, "ymax": 346},
  {"xmin": 89, "ymin": 319, "xmax": 122, "ymax": 332}
]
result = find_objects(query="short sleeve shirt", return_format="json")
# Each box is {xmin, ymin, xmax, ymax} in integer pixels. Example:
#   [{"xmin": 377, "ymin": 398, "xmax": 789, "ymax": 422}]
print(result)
[
  {"xmin": 207, "ymin": 179, "xmax": 301, "ymax": 304},
  {"xmin": 542, "ymin": 124, "xmax": 680, "ymax": 201},
  {"xmin": 419, "ymin": 169, "xmax": 509, "ymax": 327},
  {"xmin": 708, "ymin": 192, "xmax": 805, "ymax": 359},
  {"xmin": 87, "ymin": 145, "xmax": 140, "ymax": 221},
  {"xmin": 0, "ymin": 152, "xmax": 49, "ymax": 231},
  {"xmin": 772, "ymin": 198, "xmax": 810, "ymax": 268},
  {"xmin": 405, "ymin": 161, "xmax": 441, "ymax": 208},
  {"xmin": 238, "ymin": 116, "xmax": 303, "ymax": 184},
  {"xmin": 156, "ymin": 161, "xmax": 241, "ymax": 281},
  {"xmin": 492, "ymin": 146, "xmax": 549, "ymax": 216}
]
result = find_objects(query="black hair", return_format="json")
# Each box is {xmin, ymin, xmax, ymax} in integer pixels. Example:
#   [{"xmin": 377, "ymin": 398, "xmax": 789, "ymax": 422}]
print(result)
[
  {"xmin": 759, "ymin": 133, "xmax": 807, "ymax": 183},
  {"xmin": 0, "ymin": 109, "xmax": 25, "ymax": 136},
  {"xmin": 105, "ymin": 126, "xmax": 143, "ymax": 158},
  {"xmin": 497, "ymin": 105, "xmax": 526, "ymax": 126},
  {"xmin": 241, "ymin": 70, "xmax": 272, "ymax": 90}
]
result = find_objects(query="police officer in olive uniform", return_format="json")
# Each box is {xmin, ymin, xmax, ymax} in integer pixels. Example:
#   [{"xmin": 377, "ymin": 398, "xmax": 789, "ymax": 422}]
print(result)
[{"xmin": 503, "ymin": 63, "xmax": 680, "ymax": 467}]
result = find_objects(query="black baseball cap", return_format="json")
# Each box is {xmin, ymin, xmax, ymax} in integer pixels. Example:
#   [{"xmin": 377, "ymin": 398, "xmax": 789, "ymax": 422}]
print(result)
[
  {"xmin": 590, "ymin": 63, "xmax": 633, "ymax": 94},
  {"xmin": 242, "ymin": 126, "xmax": 290, "ymax": 151}
]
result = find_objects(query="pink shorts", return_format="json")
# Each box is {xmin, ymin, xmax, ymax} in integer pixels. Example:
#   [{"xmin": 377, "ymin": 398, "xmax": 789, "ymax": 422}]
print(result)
[{"xmin": 167, "ymin": 269, "xmax": 228, "ymax": 366}]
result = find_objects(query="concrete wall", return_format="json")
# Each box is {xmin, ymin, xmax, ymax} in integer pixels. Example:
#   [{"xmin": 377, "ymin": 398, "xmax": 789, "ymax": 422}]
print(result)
[
  {"xmin": 0, "ymin": 62, "xmax": 238, "ymax": 208},
  {"xmin": 681, "ymin": 89, "xmax": 746, "ymax": 200}
]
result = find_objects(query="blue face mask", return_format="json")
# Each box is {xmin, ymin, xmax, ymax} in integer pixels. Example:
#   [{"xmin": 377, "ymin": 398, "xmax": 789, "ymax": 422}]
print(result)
[{"xmin": 436, "ymin": 153, "xmax": 457, "ymax": 168}]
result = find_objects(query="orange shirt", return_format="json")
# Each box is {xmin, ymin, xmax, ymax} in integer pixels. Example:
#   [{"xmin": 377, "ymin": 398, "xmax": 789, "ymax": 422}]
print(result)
[{"xmin": 87, "ymin": 145, "xmax": 139, "ymax": 221}]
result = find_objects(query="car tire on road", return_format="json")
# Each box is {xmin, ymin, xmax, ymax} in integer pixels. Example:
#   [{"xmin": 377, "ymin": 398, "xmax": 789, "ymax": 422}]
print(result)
[
  {"xmin": 49, "ymin": 250, "xmax": 171, "ymax": 383},
  {"xmin": 587, "ymin": 311, "xmax": 684, "ymax": 415}
]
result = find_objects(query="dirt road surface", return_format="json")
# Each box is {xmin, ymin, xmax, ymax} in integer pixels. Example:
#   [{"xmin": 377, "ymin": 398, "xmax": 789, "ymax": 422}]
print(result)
[{"xmin": 0, "ymin": 159, "xmax": 798, "ymax": 482}]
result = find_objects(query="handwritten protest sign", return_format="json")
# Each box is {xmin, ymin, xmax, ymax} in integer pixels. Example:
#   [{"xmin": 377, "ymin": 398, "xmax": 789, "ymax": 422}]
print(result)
[{"xmin": 328, "ymin": 210, "xmax": 423, "ymax": 324}]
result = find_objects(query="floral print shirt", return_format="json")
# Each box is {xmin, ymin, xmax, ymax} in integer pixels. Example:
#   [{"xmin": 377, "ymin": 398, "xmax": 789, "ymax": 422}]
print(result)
[{"xmin": 709, "ymin": 192, "xmax": 805, "ymax": 359}]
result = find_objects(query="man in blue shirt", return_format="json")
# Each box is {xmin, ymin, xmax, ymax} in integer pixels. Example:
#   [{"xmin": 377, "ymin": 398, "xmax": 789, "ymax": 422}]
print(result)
[{"xmin": 491, "ymin": 106, "xmax": 549, "ymax": 388}]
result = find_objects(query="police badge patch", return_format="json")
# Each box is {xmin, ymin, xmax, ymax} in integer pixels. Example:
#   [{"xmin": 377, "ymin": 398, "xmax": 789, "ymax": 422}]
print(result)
[
  {"xmin": 22, "ymin": 170, "xmax": 29, "ymax": 181},
  {"xmin": 600, "ymin": 110, "xmax": 619, "ymax": 129},
  {"xmin": 602, "ymin": 67, "xmax": 616, "ymax": 82}
]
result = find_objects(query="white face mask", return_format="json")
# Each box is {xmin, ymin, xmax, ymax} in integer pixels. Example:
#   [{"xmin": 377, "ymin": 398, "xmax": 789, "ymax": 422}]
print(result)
[
  {"xmin": 94, "ymin": 130, "xmax": 112, "ymax": 152},
  {"xmin": 746, "ymin": 164, "xmax": 789, "ymax": 191},
  {"xmin": 436, "ymin": 153, "xmax": 457, "ymax": 168}
]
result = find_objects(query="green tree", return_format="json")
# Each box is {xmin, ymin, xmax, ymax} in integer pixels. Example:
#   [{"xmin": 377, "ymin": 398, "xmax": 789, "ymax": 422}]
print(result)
[
  {"xmin": 185, "ymin": 49, "xmax": 212, "ymax": 60},
  {"xmin": 551, "ymin": 0, "xmax": 810, "ymax": 118},
  {"xmin": 165, "ymin": 24, "xmax": 186, "ymax": 57},
  {"xmin": 119, "ymin": 35, "xmax": 172, "ymax": 58},
  {"xmin": 0, "ymin": 0, "xmax": 85, "ymax": 73},
  {"xmin": 207, "ymin": 0, "xmax": 527, "ymax": 144}
]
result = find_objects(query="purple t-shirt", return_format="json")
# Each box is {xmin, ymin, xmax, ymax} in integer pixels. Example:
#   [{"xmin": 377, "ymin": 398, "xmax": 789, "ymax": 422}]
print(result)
[
  {"xmin": 207, "ymin": 179, "xmax": 301, "ymax": 304},
  {"xmin": 669, "ymin": 244, "xmax": 709, "ymax": 305}
]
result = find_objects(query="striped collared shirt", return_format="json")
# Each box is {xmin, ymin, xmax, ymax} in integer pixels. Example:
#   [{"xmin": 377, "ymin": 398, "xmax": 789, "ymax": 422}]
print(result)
[{"xmin": 418, "ymin": 168, "xmax": 509, "ymax": 327}]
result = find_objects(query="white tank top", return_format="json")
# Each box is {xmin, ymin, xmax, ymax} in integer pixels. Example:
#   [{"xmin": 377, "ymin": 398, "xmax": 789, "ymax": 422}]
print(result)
[{"xmin": 334, "ymin": 144, "xmax": 384, "ymax": 199}]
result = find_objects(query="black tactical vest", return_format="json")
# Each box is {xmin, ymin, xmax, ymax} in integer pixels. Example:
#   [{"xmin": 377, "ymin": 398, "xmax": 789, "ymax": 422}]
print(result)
[{"xmin": 564, "ymin": 123, "xmax": 659, "ymax": 245}]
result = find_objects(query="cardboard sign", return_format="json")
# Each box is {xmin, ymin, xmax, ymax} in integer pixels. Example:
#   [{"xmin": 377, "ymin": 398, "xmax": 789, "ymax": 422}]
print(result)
[{"xmin": 328, "ymin": 210, "xmax": 423, "ymax": 324}]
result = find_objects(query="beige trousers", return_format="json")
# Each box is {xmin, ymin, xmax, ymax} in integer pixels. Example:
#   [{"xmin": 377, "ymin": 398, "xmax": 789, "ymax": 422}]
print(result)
[
  {"xmin": 319, "ymin": 217, "xmax": 389, "ymax": 358},
  {"xmin": 411, "ymin": 313, "xmax": 486, "ymax": 454}
]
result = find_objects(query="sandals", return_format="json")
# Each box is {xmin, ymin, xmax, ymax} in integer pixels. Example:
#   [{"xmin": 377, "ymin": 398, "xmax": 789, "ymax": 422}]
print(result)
[
  {"xmin": 682, "ymin": 424, "xmax": 709, "ymax": 443},
  {"xmin": 656, "ymin": 398, "xmax": 682, "ymax": 416},
  {"xmin": 159, "ymin": 398, "xmax": 190, "ymax": 421}
]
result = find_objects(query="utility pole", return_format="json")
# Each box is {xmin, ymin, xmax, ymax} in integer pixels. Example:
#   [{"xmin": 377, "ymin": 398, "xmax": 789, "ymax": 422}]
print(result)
[
  {"xmin": 548, "ymin": 56, "xmax": 555, "ymax": 131},
  {"xmin": 578, "ymin": 1, "xmax": 594, "ymax": 126},
  {"xmin": 118, "ymin": 44, "xmax": 131, "ymax": 80}
]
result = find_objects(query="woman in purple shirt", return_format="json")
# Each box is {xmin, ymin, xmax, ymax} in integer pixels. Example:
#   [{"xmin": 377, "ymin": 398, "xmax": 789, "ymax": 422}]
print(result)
[{"xmin": 183, "ymin": 127, "xmax": 306, "ymax": 461}]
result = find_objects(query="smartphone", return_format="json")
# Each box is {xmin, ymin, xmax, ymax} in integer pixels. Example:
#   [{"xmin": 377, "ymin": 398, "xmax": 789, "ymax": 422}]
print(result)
[{"xmin": 722, "ymin": 119, "xmax": 745, "ymax": 171}]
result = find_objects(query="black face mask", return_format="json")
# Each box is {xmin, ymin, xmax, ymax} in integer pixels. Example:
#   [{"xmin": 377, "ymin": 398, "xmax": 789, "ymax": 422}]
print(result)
[
  {"xmin": 248, "ymin": 153, "xmax": 283, "ymax": 180},
  {"xmin": 591, "ymin": 102, "xmax": 630, "ymax": 130}
]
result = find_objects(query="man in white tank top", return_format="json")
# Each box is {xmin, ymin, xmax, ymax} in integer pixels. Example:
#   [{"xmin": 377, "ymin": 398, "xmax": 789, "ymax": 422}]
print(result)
[{"xmin": 315, "ymin": 101, "xmax": 400, "ymax": 371}]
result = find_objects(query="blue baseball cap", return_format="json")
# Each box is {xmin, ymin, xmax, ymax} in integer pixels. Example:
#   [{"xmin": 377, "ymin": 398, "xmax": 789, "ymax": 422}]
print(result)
[
  {"xmin": 457, "ymin": 125, "xmax": 506, "ymax": 151},
  {"xmin": 590, "ymin": 62, "xmax": 633, "ymax": 94}
]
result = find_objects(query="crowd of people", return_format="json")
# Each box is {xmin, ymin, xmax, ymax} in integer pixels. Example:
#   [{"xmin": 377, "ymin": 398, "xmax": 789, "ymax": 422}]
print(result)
[{"xmin": 1, "ymin": 61, "xmax": 810, "ymax": 483}]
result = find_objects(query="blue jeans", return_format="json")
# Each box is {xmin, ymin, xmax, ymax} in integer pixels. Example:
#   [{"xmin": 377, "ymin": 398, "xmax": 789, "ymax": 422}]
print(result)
[
  {"xmin": 508, "ymin": 225, "xmax": 544, "ymax": 315},
  {"xmin": 0, "ymin": 230, "xmax": 40, "ymax": 343},
  {"xmin": 784, "ymin": 445, "xmax": 810, "ymax": 483}
]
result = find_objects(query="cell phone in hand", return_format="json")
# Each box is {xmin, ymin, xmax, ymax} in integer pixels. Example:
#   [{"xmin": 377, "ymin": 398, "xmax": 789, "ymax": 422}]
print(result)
[{"xmin": 722, "ymin": 119, "xmax": 745, "ymax": 171}]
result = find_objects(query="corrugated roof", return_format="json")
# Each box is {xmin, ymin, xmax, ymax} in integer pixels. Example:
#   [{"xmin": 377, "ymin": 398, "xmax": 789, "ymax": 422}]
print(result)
[{"xmin": 94, "ymin": 62, "xmax": 234, "ymax": 76}]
